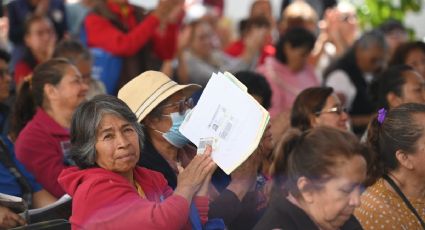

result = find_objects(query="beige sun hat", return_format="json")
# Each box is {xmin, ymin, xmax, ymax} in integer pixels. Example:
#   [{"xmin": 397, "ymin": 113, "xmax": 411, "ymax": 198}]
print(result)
[{"xmin": 118, "ymin": 71, "xmax": 201, "ymax": 123}]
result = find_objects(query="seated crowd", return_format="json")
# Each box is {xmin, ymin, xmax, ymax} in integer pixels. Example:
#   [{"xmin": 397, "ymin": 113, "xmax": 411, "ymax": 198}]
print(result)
[{"xmin": 1, "ymin": 0, "xmax": 425, "ymax": 229}]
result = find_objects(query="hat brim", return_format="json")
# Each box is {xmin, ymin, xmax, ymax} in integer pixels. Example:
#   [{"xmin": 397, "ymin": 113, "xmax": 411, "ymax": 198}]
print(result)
[{"xmin": 137, "ymin": 84, "xmax": 201, "ymax": 123}]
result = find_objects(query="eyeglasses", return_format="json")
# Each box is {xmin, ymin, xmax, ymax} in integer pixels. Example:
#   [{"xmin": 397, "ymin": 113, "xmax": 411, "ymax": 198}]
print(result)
[
  {"xmin": 160, "ymin": 98, "xmax": 194, "ymax": 115},
  {"xmin": 315, "ymin": 106, "xmax": 347, "ymax": 116},
  {"xmin": 340, "ymin": 14, "xmax": 357, "ymax": 23}
]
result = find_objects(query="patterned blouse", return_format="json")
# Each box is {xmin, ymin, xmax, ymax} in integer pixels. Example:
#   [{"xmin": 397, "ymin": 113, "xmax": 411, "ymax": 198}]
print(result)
[{"xmin": 355, "ymin": 178, "xmax": 425, "ymax": 230}]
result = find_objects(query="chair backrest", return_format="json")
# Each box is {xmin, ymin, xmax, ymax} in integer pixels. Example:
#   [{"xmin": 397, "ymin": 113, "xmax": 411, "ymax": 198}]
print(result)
[{"xmin": 10, "ymin": 219, "xmax": 71, "ymax": 230}]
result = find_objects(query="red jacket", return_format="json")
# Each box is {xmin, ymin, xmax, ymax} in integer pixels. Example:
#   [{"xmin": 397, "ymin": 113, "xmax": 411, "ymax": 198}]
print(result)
[
  {"xmin": 225, "ymin": 39, "xmax": 275, "ymax": 65},
  {"xmin": 15, "ymin": 108, "xmax": 70, "ymax": 198},
  {"xmin": 59, "ymin": 166, "xmax": 208, "ymax": 230},
  {"xmin": 84, "ymin": 1, "xmax": 178, "ymax": 59}
]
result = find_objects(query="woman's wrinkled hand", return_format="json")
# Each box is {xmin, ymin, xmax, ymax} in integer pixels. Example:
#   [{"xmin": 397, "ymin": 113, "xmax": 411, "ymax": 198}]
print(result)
[
  {"xmin": 175, "ymin": 146, "xmax": 216, "ymax": 201},
  {"xmin": 0, "ymin": 206, "xmax": 26, "ymax": 229},
  {"xmin": 195, "ymin": 146, "xmax": 217, "ymax": 196}
]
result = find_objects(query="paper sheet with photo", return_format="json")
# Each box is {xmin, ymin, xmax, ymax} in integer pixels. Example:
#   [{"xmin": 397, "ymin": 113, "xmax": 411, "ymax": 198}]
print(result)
[{"xmin": 180, "ymin": 72, "xmax": 269, "ymax": 174}]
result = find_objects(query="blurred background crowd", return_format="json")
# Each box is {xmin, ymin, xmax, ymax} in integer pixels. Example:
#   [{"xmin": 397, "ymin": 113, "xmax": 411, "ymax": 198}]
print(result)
[{"xmin": 1, "ymin": 0, "xmax": 425, "ymax": 229}]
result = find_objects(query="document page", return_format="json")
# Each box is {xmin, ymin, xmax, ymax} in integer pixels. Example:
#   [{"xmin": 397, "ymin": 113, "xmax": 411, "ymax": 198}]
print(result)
[{"xmin": 180, "ymin": 72, "xmax": 269, "ymax": 174}]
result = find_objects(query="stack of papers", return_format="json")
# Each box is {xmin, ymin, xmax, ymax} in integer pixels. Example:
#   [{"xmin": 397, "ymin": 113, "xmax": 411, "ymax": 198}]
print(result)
[
  {"xmin": 180, "ymin": 72, "xmax": 270, "ymax": 174},
  {"xmin": 0, "ymin": 192, "xmax": 26, "ymax": 213}
]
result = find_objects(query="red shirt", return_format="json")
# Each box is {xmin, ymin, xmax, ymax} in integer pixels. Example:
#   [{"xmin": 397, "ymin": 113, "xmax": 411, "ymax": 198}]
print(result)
[
  {"xmin": 84, "ymin": 1, "xmax": 178, "ymax": 59},
  {"xmin": 225, "ymin": 39, "xmax": 275, "ymax": 65},
  {"xmin": 15, "ymin": 108, "xmax": 70, "ymax": 198},
  {"xmin": 14, "ymin": 60, "xmax": 35, "ymax": 86}
]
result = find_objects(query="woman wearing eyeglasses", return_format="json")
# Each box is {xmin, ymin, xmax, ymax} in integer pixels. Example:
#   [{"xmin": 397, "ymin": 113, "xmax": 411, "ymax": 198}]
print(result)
[
  {"xmin": 118, "ymin": 71, "xmax": 269, "ymax": 229},
  {"xmin": 290, "ymin": 87, "xmax": 349, "ymax": 132}
]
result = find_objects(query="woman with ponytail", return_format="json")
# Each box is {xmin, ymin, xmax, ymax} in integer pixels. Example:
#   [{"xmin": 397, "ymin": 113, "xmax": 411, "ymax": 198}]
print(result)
[
  {"xmin": 12, "ymin": 58, "xmax": 89, "ymax": 198},
  {"xmin": 254, "ymin": 127, "xmax": 368, "ymax": 230},
  {"xmin": 355, "ymin": 103, "xmax": 425, "ymax": 229}
]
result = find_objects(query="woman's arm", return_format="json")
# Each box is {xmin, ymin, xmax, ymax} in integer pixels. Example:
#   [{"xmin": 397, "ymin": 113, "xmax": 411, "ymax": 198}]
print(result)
[
  {"xmin": 85, "ymin": 14, "xmax": 161, "ymax": 57},
  {"xmin": 15, "ymin": 133, "xmax": 67, "ymax": 198},
  {"xmin": 32, "ymin": 189, "xmax": 57, "ymax": 209}
]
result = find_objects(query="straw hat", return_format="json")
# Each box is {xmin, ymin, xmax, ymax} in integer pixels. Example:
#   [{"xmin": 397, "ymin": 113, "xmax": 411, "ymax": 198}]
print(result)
[{"xmin": 118, "ymin": 71, "xmax": 201, "ymax": 123}]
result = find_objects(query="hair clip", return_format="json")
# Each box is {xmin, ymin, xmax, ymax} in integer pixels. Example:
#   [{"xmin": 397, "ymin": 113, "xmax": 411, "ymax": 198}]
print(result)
[{"xmin": 377, "ymin": 108, "xmax": 387, "ymax": 124}]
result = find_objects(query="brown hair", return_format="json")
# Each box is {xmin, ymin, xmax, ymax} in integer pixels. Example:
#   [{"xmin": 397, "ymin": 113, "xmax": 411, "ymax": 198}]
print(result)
[
  {"xmin": 366, "ymin": 103, "xmax": 425, "ymax": 185},
  {"xmin": 11, "ymin": 58, "xmax": 72, "ymax": 139},
  {"xmin": 53, "ymin": 39, "xmax": 92, "ymax": 63},
  {"xmin": 290, "ymin": 87, "xmax": 334, "ymax": 131},
  {"xmin": 389, "ymin": 41, "xmax": 425, "ymax": 67},
  {"xmin": 23, "ymin": 14, "xmax": 53, "ymax": 36},
  {"xmin": 272, "ymin": 127, "xmax": 368, "ymax": 198}
]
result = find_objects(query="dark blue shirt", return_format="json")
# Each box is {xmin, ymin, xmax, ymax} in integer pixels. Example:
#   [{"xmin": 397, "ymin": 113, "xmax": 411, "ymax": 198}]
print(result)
[{"xmin": 0, "ymin": 136, "xmax": 42, "ymax": 197}]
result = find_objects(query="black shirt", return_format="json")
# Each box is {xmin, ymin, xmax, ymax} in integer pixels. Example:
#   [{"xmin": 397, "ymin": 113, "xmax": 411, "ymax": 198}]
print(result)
[{"xmin": 254, "ymin": 194, "xmax": 363, "ymax": 230}]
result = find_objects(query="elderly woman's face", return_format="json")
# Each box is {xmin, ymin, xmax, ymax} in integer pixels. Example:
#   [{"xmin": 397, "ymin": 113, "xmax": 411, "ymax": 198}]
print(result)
[
  {"xmin": 313, "ymin": 94, "xmax": 349, "ymax": 131},
  {"xmin": 149, "ymin": 91, "xmax": 191, "ymax": 133},
  {"xmin": 95, "ymin": 113, "xmax": 140, "ymax": 175},
  {"xmin": 301, "ymin": 155, "xmax": 366, "ymax": 230}
]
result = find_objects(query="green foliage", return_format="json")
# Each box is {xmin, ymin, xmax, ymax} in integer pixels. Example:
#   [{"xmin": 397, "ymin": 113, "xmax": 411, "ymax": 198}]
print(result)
[{"xmin": 355, "ymin": 0, "xmax": 422, "ymax": 29}]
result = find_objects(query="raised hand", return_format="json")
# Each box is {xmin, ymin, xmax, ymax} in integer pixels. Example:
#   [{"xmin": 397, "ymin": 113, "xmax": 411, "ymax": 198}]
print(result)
[
  {"xmin": 195, "ymin": 146, "xmax": 218, "ymax": 196},
  {"xmin": 174, "ymin": 146, "xmax": 216, "ymax": 201},
  {"xmin": 153, "ymin": 0, "xmax": 182, "ymax": 22},
  {"xmin": 244, "ymin": 27, "xmax": 268, "ymax": 54}
]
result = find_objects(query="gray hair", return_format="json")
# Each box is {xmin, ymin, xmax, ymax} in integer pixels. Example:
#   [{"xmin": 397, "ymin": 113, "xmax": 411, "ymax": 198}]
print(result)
[
  {"xmin": 356, "ymin": 29, "xmax": 388, "ymax": 51},
  {"xmin": 52, "ymin": 39, "xmax": 92, "ymax": 64},
  {"xmin": 70, "ymin": 95, "xmax": 144, "ymax": 169}
]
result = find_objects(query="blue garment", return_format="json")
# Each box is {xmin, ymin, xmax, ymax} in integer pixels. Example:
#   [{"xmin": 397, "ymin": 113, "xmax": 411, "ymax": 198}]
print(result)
[
  {"xmin": 66, "ymin": 2, "xmax": 89, "ymax": 39},
  {"xmin": 0, "ymin": 136, "xmax": 42, "ymax": 197}
]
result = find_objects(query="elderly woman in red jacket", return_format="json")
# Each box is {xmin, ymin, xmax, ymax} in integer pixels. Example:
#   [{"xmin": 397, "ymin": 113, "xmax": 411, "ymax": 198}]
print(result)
[{"xmin": 59, "ymin": 95, "xmax": 216, "ymax": 229}]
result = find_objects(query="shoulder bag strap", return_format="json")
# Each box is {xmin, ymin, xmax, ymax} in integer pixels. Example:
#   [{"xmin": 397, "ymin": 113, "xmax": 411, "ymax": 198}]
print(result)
[{"xmin": 383, "ymin": 174, "xmax": 425, "ymax": 229}]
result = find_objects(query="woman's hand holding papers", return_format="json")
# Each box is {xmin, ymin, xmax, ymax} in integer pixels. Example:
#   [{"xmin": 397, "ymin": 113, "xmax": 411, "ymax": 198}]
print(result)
[
  {"xmin": 196, "ymin": 146, "xmax": 218, "ymax": 197},
  {"xmin": 226, "ymin": 122, "xmax": 273, "ymax": 201},
  {"xmin": 227, "ymin": 152, "xmax": 261, "ymax": 201},
  {"xmin": 257, "ymin": 123, "xmax": 274, "ymax": 160},
  {"xmin": 175, "ymin": 146, "xmax": 217, "ymax": 201}
]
